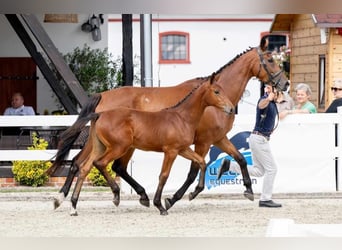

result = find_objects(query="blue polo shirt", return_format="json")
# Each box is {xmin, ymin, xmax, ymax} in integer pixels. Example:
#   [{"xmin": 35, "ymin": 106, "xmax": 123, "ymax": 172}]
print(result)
[{"xmin": 253, "ymin": 95, "xmax": 278, "ymax": 137}]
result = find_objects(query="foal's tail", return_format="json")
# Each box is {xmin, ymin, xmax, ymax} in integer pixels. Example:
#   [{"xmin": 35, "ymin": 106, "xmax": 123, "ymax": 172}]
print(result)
[{"xmin": 46, "ymin": 94, "xmax": 102, "ymax": 176}]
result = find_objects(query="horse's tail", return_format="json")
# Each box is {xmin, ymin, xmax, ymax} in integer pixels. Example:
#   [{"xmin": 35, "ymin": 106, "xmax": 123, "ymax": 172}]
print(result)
[{"xmin": 46, "ymin": 94, "xmax": 102, "ymax": 176}]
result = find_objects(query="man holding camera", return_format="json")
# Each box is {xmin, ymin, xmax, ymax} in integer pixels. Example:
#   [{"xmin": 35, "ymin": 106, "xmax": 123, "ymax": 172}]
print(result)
[{"xmin": 218, "ymin": 83, "xmax": 282, "ymax": 208}]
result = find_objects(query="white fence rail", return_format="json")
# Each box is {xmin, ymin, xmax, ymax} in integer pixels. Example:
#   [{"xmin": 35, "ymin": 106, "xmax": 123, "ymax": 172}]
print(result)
[
  {"xmin": 0, "ymin": 115, "xmax": 82, "ymax": 161},
  {"xmin": 1, "ymin": 113, "xmax": 342, "ymax": 195}
]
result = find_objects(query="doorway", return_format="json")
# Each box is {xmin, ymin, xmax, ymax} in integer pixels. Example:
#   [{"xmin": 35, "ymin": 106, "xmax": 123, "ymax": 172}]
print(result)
[{"xmin": 0, "ymin": 57, "xmax": 37, "ymax": 114}]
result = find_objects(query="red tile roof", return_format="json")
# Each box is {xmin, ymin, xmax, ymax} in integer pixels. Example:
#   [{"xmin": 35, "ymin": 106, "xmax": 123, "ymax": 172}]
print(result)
[
  {"xmin": 312, "ymin": 14, "xmax": 342, "ymax": 27},
  {"xmin": 270, "ymin": 14, "xmax": 342, "ymax": 32}
]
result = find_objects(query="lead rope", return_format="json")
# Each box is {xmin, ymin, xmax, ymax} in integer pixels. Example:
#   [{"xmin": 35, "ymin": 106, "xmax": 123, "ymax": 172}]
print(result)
[
  {"xmin": 271, "ymin": 103, "xmax": 279, "ymax": 133},
  {"xmin": 259, "ymin": 99, "xmax": 279, "ymax": 134}
]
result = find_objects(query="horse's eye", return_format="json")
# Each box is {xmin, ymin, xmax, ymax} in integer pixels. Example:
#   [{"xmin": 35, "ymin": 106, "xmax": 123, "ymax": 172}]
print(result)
[
  {"xmin": 268, "ymin": 58, "xmax": 274, "ymax": 63},
  {"xmin": 214, "ymin": 90, "xmax": 220, "ymax": 95}
]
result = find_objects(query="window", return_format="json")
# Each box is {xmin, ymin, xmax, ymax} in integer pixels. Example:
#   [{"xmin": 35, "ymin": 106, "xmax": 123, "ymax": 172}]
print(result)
[
  {"xmin": 159, "ymin": 31, "xmax": 190, "ymax": 64},
  {"xmin": 319, "ymin": 55, "xmax": 326, "ymax": 109},
  {"xmin": 261, "ymin": 33, "xmax": 288, "ymax": 52}
]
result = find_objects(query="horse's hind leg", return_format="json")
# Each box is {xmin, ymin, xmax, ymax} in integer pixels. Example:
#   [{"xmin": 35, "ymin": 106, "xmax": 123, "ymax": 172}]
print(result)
[
  {"xmin": 70, "ymin": 159, "xmax": 92, "ymax": 216},
  {"xmin": 53, "ymin": 158, "xmax": 79, "ymax": 209},
  {"xmin": 95, "ymin": 162, "xmax": 121, "ymax": 206},
  {"xmin": 112, "ymin": 148, "xmax": 150, "ymax": 207},
  {"xmin": 69, "ymin": 141, "xmax": 94, "ymax": 216},
  {"xmin": 215, "ymin": 137, "xmax": 254, "ymax": 201},
  {"xmin": 54, "ymin": 139, "xmax": 93, "ymax": 209}
]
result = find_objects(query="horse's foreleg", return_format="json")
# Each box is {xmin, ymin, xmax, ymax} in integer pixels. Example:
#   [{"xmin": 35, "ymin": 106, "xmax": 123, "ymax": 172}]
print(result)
[
  {"xmin": 215, "ymin": 137, "xmax": 254, "ymax": 201},
  {"xmin": 154, "ymin": 151, "xmax": 177, "ymax": 215},
  {"xmin": 165, "ymin": 145, "xmax": 209, "ymax": 211},
  {"xmin": 164, "ymin": 162, "xmax": 199, "ymax": 210},
  {"xmin": 112, "ymin": 156, "xmax": 150, "ymax": 207},
  {"xmin": 54, "ymin": 158, "xmax": 79, "ymax": 210}
]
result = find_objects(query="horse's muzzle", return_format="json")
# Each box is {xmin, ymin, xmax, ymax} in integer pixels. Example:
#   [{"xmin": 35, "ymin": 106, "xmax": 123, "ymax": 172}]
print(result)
[{"xmin": 223, "ymin": 106, "xmax": 235, "ymax": 115}]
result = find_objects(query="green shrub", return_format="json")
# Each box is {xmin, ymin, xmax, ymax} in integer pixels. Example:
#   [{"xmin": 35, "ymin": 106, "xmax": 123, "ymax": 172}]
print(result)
[
  {"xmin": 87, "ymin": 161, "xmax": 116, "ymax": 186},
  {"xmin": 64, "ymin": 44, "xmax": 123, "ymax": 94},
  {"xmin": 12, "ymin": 133, "xmax": 52, "ymax": 187}
]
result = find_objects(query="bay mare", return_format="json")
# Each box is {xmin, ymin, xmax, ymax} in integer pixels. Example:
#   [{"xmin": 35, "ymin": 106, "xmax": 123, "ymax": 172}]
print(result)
[
  {"xmin": 48, "ymin": 38, "xmax": 289, "ymax": 211},
  {"xmin": 68, "ymin": 74, "xmax": 234, "ymax": 215}
]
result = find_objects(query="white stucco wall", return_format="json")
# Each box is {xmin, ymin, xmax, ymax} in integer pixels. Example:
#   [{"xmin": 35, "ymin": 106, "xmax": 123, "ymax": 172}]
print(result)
[
  {"xmin": 108, "ymin": 14, "xmax": 274, "ymax": 114},
  {"xmin": 1, "ymin": 14, "xmax": 273, "ymax": 114}
]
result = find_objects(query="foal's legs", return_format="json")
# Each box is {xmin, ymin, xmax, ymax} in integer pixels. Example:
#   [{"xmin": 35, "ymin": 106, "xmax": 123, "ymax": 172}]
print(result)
[
  {"xmin": 164, "ymin": 143, "xmax": 210, "ymax": 210},
  {"xmin": 70, "ymin": 145, "xmax": 122, "ymax": 216},
  {"xmin": 165, "ymin": 136, "xmax": 254, "ymax": 210},
  {"xmin": 111, "ymin": 148, "xmax": 150, "ymax": 207},
  {"xmin": 96, "ymin": 161, "xmax": 121, "ymax": 206},
  {"xmin": 153, "ymin": 150, "xmax": 178, "ymax": 216},
  {"xmin": 53, "ymin": 157, "xmax": 79, "ymax": 209},
  {"xmin": 69, "ymin": 147, "xmax": 95, "ymax": 216},
  {"xmin": 53, "ymin": 143, "xmax": 121, "ymax": 209},
  {"xmin": 178, "ymin": 147, "xmax": 207, "ymax": 201}
]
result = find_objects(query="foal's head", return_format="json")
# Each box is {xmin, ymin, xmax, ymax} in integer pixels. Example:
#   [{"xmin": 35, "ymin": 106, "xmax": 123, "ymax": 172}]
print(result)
[{"xmin": 204, "ymin": 73, "xmax": 235, "ymax": 115}]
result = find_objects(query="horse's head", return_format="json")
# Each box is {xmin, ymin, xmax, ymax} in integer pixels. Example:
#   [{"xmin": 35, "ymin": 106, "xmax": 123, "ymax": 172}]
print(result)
[
  {"xmin": 208, "ymin": 72, "xmax": 235, "ymax": 115},
  {"xmin": 255, "ymin": 37, "xmax": 290, "ymax": 92}
]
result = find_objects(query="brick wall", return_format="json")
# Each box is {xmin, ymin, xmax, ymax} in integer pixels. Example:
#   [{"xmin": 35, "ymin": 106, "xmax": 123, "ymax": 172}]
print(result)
[
  {"xmin": 0, "ymin": 176, "xmax": 120, "ymax": 188},
  {"xmin": 0, "ymin": 176, "xmax": 91, "ymax": 187},
  {"xmin": 0, "ymin": 177, "xmax": 17, "ymax": 187}
]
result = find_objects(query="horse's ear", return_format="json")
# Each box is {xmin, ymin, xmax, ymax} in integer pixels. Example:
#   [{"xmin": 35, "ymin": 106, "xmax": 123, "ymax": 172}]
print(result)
[
  {"xmin": 210, "ymin": 72, "xmax": 216, "ymax": 85},
  {"xmin": 260, "ymin": 35, "xmax": 269, "ymax": 52}
]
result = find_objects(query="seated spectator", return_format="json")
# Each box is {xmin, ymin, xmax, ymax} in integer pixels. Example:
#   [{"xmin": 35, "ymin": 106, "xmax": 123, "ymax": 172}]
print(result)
[
  {"xmin": 285, "ymin": 83, "xmax": 317, "ymax": 115},
  {"xmin": 325, "ymin": 78, "xmax": 342, "ymax": 113},
  {"xmin": 276, "ymin": 90, "xmax": 295, "ymax": 119},
  {"xmin": 3, "ymin": 92, "xmax": 35, "ymax": 116}
]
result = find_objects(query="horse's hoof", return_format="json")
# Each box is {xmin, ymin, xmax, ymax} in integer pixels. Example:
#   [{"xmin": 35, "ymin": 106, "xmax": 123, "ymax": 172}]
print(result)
[
  {"xmin": 139, "ymin": 198, "xmax": 150, "ymax": 207},
  {"xmin": 189, "ymin": 192, "xmax": 195, "ymax": 201},
  {"xmin": 70, "ymin": 211, "xmax": 78, "ymax": 216},
  {"xmin": 164, "ymin": 198, "xmax": 173, "ymax": 210},
  {"xmin": 53, "ymin": 193, "xmax": 65, "ymax": 210},
  {"xmin": 243, "ymin": 191, "xmax": 254, "ymax": 201},
  {"xmin": 113, "ymin": 199, "xmax": 120, "ymax": 207},
  {"xmin": 160, "ymin": 210, "xmax": 168, "ymax": 216},
  {"xmin": 53, "ymin": 198, "xmax": 61, "ymax": 210}
]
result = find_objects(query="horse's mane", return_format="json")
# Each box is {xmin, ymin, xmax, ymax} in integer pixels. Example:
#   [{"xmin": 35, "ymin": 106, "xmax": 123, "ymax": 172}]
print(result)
[
  {"xmin": 163, "ymin": 82, "xmax": 204, "ymax": 110},
  {"xmin": 164, "ymin": 73, "xmax": 215, "ymax": 110},
  {"xmin": 195, "ymin": 46, "xmax": 254, "ymax": 80},
  {"xmin": 164, "ymin": 47, "xmax": 255, "ymax": 110}
]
